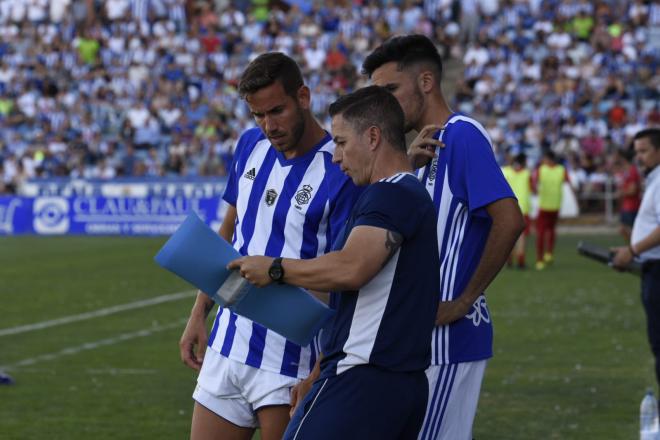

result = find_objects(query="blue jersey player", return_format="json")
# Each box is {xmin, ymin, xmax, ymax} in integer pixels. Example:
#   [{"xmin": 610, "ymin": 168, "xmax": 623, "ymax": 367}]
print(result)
[
  {"xmin": 364, "ymin": 35, "xmax": 525, "ymax": 440},
  {"xmin": 179, "ymin": 53, "xmax": 360, "ymax": 440},
  {"xmin": 230, "ymin": 86, "xmax": 440, "ymax": 439}
]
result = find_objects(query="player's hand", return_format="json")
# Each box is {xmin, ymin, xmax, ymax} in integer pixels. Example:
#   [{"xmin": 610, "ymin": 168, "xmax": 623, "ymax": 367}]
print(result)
[
  {"xmin": 610, "ymin": 246, "xmax": 633, "ymax": 270},
  {"xmin": 290, "ymin": 375, "xmax": 315, "ymax": 417},
  {"xmin": 435, "ymin": 296, "xmax": 473, "ymax": 325},
  {"xmin": 179, "ymin": 312, "xmax": 208, "ymax": 371},
  {"xmin": 408, "ymin": 124, "xmax": 445, "ymax": 169},
  {"xmin": 227, "ymin": 256, "xmax": 274, "ymax": 287}
]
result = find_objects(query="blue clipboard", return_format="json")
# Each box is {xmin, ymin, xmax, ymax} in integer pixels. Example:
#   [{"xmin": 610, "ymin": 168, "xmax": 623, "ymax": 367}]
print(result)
[{"xmin": 154, "ymin": 212, "xmax": 334, "ymax": 346}]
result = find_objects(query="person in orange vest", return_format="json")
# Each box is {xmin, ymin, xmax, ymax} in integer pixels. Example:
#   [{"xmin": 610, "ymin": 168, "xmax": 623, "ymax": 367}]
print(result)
[
  {"xmin": 533, "ymin": 150, "xmax": 571, "ymax": 270},
  {"xmin": 502, "ymin": 153, "xmax": 533, "ymax": 269}
]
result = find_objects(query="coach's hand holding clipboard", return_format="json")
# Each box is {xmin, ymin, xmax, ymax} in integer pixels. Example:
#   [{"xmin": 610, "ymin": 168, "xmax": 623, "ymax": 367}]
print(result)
[
  {"xmin": 577, "ymin": 241, "xmax": 641, "ymax": 275},
  {"xmin": 154, "ymin": 212, "xmax": 334, "ymax": 346}
]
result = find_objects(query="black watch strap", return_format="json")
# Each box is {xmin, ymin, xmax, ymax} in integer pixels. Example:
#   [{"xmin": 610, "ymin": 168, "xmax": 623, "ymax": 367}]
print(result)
[{"xmin": 269, "ymin": 257, "xmax": 285, "ymax": 284}]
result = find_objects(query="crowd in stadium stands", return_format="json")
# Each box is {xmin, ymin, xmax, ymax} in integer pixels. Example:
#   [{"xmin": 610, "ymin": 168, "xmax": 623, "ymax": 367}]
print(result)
[{"xmin": 0, "ymin": 0, "xmax": 658, "ymax": 208}]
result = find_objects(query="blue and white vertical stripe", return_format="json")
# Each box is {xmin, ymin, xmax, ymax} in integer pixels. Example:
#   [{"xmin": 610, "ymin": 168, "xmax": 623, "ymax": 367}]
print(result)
[
  {"xmin": 418, "ymin": 360, "xmax": 487, "ymax": 440},
  {"xmin": 207, "ymin": 129, "xmax": 352, "ymax": 379},
  {"xmin": 434, "ymin": 183, "xmax": 469, "ymax": 365},
  {"xmin": 420, "ymin": 143, "xmax": 470, "ymax": 366},
  {"xmin": 417, "ymin": 114, "xmax": 504, "ymax": 366},
  {"xmin": 418, "ymin": 363, "xmax": 458, "ymax": 440}
]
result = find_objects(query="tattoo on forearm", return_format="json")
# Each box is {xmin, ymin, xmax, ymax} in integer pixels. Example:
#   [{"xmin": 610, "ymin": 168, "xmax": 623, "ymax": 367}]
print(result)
[{"xmin": 383, "ymin": 230, "xmax": 403, "ymax": 268}]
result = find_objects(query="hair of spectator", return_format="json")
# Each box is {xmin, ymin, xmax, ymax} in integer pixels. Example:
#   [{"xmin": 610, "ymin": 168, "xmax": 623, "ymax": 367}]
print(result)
[
  {"xmin": 544, "ymin": 149, "xmax": 557, "ymax": 162},
  {"xmin": 514, "ymin": 153, "xmax": 527, "ymax": 167},
  {"xmin": 617, "ymin": 148, "xmax": 635, "ymax": 162},
  {"xmin": 238, "ymin": 52, "xmax": 304, "ymax": 99},
  {"xmin": 362, "ymin": 34, "xmax": 444, "ymax": 84},
  {"xmin": 328, "ymin": 86, "xmax": 406, "ymax": 152},
  {"xmin": 633, "ymin": 128, "xmax": 660, "ymax": 150}
]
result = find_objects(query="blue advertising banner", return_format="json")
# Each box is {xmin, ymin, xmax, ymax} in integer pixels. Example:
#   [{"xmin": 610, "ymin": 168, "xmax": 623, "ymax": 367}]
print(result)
[{"xmin": 0, "ymin": 195, "xmax": 225, "ymax": 236}]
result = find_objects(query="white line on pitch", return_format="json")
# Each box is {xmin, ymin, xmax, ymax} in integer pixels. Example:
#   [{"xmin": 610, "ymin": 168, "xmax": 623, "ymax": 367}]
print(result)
[
  {"xmin": 1, "ymin": 318, "xmax": 188, "ymax": 370},
  {"xmin": 0, "ymin": 291, "xmax": 196, "ymax": 337},
  {"xmin": 85, "ymin": 368, "xmax": 157, "ymax": 376}
]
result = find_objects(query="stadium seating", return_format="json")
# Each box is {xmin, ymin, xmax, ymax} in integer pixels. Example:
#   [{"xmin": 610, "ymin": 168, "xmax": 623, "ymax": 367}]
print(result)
[{"xmin": 0, "ymin": 0, "xmax": 658, "ymax": 204}]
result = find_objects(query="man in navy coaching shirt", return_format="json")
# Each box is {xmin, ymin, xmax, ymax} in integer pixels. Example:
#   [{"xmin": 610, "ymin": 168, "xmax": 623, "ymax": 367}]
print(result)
[
  {"xmin": 230, "ymin": 86, "xmax": 440, "ymax": 439},
  {"xmin": 364, "ymin": 35, "xmax": 525, "ymax": 440}
]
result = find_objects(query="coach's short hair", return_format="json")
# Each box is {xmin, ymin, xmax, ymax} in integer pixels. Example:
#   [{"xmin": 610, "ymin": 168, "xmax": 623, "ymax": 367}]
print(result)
[
  {"xmin": 238, "ymin": 52, "xmax": 303, "ymax": 99},
  {"xmin": 634, "ymin": 128, "xmax": 660, "ymax": 150},
  {"xmin": 329, "ymin": 86, "xmax": 406, "ymax": 152},
  {"xmin": 362, "ymin": 34, "xmax": 443, "ymax": 83}
]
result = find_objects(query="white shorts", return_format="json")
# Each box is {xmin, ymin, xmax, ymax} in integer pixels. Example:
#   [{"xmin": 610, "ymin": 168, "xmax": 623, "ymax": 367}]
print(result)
[
  {"xmin": 418, "ymin": 360, "xmax": 487, "ymax": 440},
  {"xmin": 193, "ymin": 348, "xmax": 299, "ymax": 428}
]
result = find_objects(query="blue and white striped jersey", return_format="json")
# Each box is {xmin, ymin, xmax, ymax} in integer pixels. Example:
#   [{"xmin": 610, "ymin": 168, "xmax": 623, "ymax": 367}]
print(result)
[
  {"xmin": 420, "ymin": 114, "xmax": 515, "ymax": 365},
  {"xmin": 207, "ymin": 127, "xmax": 360, "ymax": 379},
  {"xmin": 320, "ymin": 173, "xmax": 439, "ymax": 378}
]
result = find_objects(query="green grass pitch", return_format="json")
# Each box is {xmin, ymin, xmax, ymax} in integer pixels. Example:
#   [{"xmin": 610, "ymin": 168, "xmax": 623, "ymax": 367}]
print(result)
[{"xmin": 0, "ymin": 234, "xmax": 651, "ymax": 439}]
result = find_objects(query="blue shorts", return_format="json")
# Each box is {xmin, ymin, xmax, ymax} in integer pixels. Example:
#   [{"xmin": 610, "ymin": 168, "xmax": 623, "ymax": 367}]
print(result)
[{"xmin": 284, "ymin": 365, "xmax": 428, "ymax": 440}]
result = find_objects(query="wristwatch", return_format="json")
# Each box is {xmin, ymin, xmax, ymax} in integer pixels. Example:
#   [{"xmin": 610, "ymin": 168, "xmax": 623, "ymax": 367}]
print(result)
[{"xmin": 268, "ymin": 257, "xmax": 285, "ymax": 284}]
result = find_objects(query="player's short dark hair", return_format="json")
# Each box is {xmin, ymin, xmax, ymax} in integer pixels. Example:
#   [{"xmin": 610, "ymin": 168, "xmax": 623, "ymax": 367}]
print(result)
[
  {"xmin": 329, "ymin": 86, "xmax": 406, "ymax": 152},
  {"xmin": 633, "ymin": 128, "xmax": 660, "ymax": 150},
  {"xmin": 362, "ymin": 34, "xmax": 443, "ymax": 84},
  {"xmin": 238, "ymin": 52, "xmax": 304, "ymax": 99}
]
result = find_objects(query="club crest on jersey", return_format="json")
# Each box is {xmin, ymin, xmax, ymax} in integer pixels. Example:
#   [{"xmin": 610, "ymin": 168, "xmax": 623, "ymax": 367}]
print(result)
[
  {"xmin": 244, "ymin": 168, "xmax": 256, "ymax": 180},
  {"xmin": 265, "ymin": 189, "xmax": 278, "ymax": 206},
  {"xmin": 294, "ymin": 184, "xmax": 313, "ymax": 207}
]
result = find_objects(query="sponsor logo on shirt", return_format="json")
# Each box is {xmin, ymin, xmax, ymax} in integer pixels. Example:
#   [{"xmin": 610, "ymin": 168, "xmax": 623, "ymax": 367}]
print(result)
[
  {"xmin": 244, "ymin": 168, "xmax": 256, "ymax": 180},
  {"xmin": 265, "ymin": 189, "xmax": 278, "ymax": 206},
  {"xmin": 428, "ymin": 157, "xmax": 438, "ymax": 183}
]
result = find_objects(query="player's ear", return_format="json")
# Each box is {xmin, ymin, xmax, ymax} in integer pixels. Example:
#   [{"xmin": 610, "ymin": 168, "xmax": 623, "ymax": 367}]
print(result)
[
  {"xmin": 297, "ymin": 85, "xmax": 311, "ymax": 110},
  {"xmin": 367, "ymin": 125, "xmax": 381, "ymax": 151},
  {"xmin": 418, "ymin": 70, "xmax": 434, "ymax": 94}
]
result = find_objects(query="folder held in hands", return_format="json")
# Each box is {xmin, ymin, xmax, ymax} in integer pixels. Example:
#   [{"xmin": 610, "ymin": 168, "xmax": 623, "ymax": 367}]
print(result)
[{"xmin": 154, "ymin": 212, "xmax": 334, "ymax": 346}]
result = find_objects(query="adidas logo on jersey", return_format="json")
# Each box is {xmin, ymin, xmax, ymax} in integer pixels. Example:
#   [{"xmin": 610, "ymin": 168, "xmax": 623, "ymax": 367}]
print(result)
[{"xmin": 244, "ymin": 168, "xmax": 256, "ymax": 180}]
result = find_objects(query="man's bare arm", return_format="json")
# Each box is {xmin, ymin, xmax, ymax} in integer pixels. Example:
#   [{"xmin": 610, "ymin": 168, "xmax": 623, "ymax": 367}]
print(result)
[
  {"xmin": 179, "ymin": 204, "xmax": 237, "ymax": 370},
  {"xmin": 228, "ymin": 225, "xmax": 403, "ymax": 292},
  {"xmin": 436, "ymin": 198, "xmax": 524, "ymax": 325}
]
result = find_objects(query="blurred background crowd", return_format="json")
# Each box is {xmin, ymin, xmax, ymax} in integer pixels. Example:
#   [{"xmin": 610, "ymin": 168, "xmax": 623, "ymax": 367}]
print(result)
[{"xmin": 0, "ymin": 0, "xmax": 658, "ymax": 216}]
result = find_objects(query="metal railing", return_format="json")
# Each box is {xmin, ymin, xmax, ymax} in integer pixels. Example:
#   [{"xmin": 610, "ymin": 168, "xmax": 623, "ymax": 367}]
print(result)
[{"xmin": 574, "ymin": 176, "xmax": 618, "ymax": 224}]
